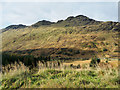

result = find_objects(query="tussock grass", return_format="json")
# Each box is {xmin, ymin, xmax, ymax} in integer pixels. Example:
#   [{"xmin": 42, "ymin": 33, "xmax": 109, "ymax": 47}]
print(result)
[{"xmin": 0, "ymin": 61, "xmax": 119, "ymax": 89}]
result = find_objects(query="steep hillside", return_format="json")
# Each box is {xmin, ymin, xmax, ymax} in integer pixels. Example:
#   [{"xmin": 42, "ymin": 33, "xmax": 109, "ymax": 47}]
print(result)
[
  {"xmin": 1, "ymin": 15, "xmax": 119, "ymax": 89},
  {"xmin": 1, "ymin": 15, "xmax": 120, "ymax": 61}
]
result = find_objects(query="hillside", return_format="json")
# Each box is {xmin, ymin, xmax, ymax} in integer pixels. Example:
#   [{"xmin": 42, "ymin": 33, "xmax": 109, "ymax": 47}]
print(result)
[
  {"xmin": 1, "ymin": 15, "xmax": 119, "ymax": 65},
  {"xmin": 1, "ymin": 14, "xmax": 119, "ymax": 89}
]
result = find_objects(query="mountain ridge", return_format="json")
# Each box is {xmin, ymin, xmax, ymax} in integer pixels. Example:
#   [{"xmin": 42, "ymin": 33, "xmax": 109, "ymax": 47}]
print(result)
[
  {"xmin": 1, "ymin": 15, "xmax": 106, "ymax": 32},
  {"xmin": 1, "ymin": 24, "xmax": 27, "ymax": 33},
  {"xmin": 1, "ymin": 14, "xmax": 119, "ymax": 61}
]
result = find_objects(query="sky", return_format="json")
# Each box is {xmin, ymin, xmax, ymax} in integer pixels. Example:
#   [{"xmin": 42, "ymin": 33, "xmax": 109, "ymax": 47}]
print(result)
[{"xmin": 0, "ymin": 1, "xmax": 119, "ymax": 29}]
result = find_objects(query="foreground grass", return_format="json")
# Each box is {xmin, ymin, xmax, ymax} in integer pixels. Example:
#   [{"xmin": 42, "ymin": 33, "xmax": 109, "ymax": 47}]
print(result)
[{"xmin": 0, "ymin": 62, "xmax": 119, "ymax": 89}]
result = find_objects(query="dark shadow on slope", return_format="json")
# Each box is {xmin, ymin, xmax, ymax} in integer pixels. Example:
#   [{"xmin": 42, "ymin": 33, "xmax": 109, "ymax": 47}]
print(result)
[{"xmin": 2, "ymin": 48, "xmax": 96, "ymax": 67}]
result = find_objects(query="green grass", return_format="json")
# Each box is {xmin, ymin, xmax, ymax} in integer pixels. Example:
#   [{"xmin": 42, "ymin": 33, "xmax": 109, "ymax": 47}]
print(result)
[{"xmin": 1, "ymin": 62, "xmax": 119, "ymax": 89}]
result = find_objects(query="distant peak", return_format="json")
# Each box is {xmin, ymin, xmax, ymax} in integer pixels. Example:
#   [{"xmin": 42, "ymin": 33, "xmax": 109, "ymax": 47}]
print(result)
[
  {"xmin": 75, "ymin": 15, "xmax": 93, "ymax": 20},
  {"xmin": 66, "ymin": 16, "xmax": 74, "ymax": 21},
  {"xmin": 31, "ymin": 20, "xmax": 55, "ymax": 27},
  {"xmin": 1, "ymin": 24, "xmax": 27, "ymax": 33},
  {"xmin": 65, "ymin": 15, "xmax": 96, "ymax": 22},
  {"xmin": 76, "ymin": 15, "xmax": 87, "ymax": 18},
  {"xmin": 5, "ymin": 24, "xmax": 27, "ymax": 30}
]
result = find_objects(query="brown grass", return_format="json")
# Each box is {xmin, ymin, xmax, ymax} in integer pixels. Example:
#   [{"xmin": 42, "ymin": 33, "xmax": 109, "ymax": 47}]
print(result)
[{"xmin": 63, "ymin": 59, "xmax": 118, "ymax": 68}]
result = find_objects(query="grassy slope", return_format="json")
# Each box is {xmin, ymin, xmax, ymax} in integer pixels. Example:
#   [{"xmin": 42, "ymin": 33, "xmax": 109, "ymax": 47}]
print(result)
[
  {"xmin": 1, "ymin": 62, "xmax": 119, "ymax": 89},
  {"xmin": 2, "ymin": 23, "xmax": 119, "ymax": 59},
  {"xmin": 1, "ymin": 17, "xmax": 120, "ymax": 89}
]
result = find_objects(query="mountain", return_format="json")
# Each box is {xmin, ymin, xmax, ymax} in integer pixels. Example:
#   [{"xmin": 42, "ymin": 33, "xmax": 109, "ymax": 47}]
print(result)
[
  {"xmin": 2, "ymin": 24, "xmax": 27, "ymax": 32},
  {"xmin": 31, "ymin": 20, "xmax": 55, "ymax": 27},
  {"xmin": 55, "ymin": 15, "xmax": 101, "ymax": 27},
  {"xmin": 1, "ymin": 15, "xmax": 120, "ymax": 61},
  {"xmin": 1, "ymin": 15, "xmax": 119, "ymax": 89},
  {"xmin": 1, "ymin": 15, "xmax": 102, "ymax": 31},
  {"xmin": 2, "ymin": 15, "xmax": 119, "ymax": 30}
]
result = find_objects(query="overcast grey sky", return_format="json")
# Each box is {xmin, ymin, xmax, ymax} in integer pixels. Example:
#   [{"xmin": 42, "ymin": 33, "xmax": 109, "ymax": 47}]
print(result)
[{"xmin": 0, "ymin": 2, "xmax": 118, "ymax": 29}]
